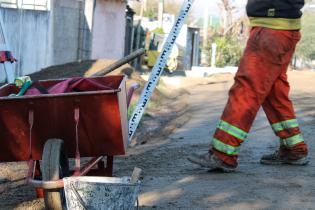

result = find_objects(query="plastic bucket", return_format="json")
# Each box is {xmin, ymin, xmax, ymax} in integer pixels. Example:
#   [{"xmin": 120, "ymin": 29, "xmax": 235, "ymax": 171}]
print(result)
[{"xmin": 63, "ymin": 176, "xmax": 141, "ymax": 210}]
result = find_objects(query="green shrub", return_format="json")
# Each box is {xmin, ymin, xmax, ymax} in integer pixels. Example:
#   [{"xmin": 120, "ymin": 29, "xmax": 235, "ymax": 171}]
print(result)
[
  {"xmin": 296, "ymin": 12, "xmax": 315, "ymax": 62},
  {"xmin": 206, "ymin": 35, "xmax": 243, "ymax": 67}
]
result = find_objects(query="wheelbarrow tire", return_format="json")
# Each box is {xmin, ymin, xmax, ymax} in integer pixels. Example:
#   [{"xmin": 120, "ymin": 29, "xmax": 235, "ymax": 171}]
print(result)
[{"xmin": 42, "ymin": 139, "xmax": 69, "ymax": 210}]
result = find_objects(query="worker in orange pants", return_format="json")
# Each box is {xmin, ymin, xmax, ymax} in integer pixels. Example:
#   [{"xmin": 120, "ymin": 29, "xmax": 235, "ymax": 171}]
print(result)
[{"xmin": 188, "ymin": 0, "xmax": 309, "ymax": 172}]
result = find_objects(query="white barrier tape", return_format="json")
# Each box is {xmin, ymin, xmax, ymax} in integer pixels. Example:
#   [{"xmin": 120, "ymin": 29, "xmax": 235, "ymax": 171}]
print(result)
[{"xmin": 128, "ymin": 0, "xmax": 194, "ymax": 142}]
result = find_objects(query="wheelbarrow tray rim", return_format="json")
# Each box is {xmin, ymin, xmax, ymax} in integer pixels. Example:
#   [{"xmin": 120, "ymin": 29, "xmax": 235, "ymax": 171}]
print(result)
[{"xmin": 0, "ymin": 76, "xmax": 124, "ymax": 101}]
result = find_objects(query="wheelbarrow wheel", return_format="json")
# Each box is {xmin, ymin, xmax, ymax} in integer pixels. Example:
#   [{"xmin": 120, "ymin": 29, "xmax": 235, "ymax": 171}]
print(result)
[{"xmin": 42, "ymin": 139, "xmax": 69, "ymax": 210}]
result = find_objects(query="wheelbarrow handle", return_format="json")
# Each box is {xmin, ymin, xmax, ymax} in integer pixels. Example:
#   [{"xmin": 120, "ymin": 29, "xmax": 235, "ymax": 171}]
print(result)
[
  {"xmin": 127, "ymin": 83, "xmax": 140, "ymax": 108},
  {"xmin": 26, "ymin": 160, "xmax": 64, "ymax": 189},
  {"xmin": 91, "ymin": 48, "xmax": 146, "ymax": 77}
]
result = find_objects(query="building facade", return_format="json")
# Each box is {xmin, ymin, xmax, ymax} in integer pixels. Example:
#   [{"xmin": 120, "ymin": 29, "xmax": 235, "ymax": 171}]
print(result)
[{"xmin": 0, "ymin": 0, "xmax": 128, "ymax": 82}]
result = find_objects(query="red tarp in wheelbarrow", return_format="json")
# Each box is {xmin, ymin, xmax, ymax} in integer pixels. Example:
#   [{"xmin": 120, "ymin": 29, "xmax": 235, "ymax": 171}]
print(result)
[{"xmin": 25, "ymin": 78, "xmax": 115, "ymax": 95}]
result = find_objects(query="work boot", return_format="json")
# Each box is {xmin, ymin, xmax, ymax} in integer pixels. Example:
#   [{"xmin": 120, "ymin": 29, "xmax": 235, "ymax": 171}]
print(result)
[
  {"xmin": 187, "ymin": 151, "xmax": 237, "ymax": 172},
  {"xmin": 260, "ymin": 149, "xmax": 309, "ymax": 165}
]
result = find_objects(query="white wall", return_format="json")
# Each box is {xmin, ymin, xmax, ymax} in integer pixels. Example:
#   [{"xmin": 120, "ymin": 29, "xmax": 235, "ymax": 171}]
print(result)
[
  {"xmin": 0, "ymin": 1, "xmax": 82, "ymax": 82},
  {"xmin": 91, "ymin": 0, "xmax": 126, "ymax": 60},
  {"xmin": 51, "ymin": 0, "xmax": 81, "ymax": 65},
  {"xmin": 0, "ymin": 8, "xmax": 51, "ymax": 81},
  {"xmin": 0, "ymin": 0, "xmax": 127, "ymax": 83}
]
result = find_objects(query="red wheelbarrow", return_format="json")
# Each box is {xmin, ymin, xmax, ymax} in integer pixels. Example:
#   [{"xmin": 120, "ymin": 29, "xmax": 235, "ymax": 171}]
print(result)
[{"xmin": 0, "ymin": 75, "xmax": 139, "ymax": 209}]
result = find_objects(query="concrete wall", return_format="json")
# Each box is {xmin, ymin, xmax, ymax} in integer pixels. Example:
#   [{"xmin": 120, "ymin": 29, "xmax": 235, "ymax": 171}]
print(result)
[
  {"xmin": 0, "ymin": 0, "xmax": 127, "ymax": 83},
  {"xmin": 77, "ymin": 0, "xmax": 95, "ymax": 59},
  {"xmin": 0, "ymin": 1, "xmax": 82, "ymax": 82},
  {"xmin": 0, "ymin": 1, "xmax": 81, "ymax": 82},
  {"xmin": 51, "ymin": 0, "xmax": 81, "ymax": 65},
  {"xmin": 0, "ymin": 8, "xmax": 51, "ymax": 81},
  {"xmin": 91, "ymin": 0, "xmax": 126, "ymax": 59}
]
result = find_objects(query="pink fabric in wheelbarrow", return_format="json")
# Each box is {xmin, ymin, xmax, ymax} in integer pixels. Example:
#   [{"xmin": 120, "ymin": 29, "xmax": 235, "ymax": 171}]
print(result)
[{"xmin": 25, "ymin": 78, "xmax": 114, "ymax": 95}]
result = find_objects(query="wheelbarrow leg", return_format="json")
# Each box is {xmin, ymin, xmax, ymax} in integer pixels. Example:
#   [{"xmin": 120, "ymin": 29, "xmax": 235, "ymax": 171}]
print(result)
[
  {"xmin": 98, "ymin": 155, "xmax": 114, "ymax": 176},
  {"xmin": 34, "ymin": 160, "xmax": 44, "ymax": 198},
  {"xmin": 27, "ymin": 160, "xmax": 44, "ymax": 198}
]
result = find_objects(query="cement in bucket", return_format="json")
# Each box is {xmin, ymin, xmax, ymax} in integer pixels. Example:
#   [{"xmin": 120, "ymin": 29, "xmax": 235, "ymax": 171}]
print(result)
[{"xmin": 63, "ymin": 176, "xmax": 141, "ymax": 210}]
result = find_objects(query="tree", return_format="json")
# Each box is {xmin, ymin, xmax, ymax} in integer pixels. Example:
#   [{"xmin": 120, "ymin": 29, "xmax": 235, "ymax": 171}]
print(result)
[
  {"xmin": 205, "ymin": 33, "xmax": 243, "ymax": 67},
  {"xmin": 129, "ymin": 0, "xmax": 194, "ymax": 25},
  {"xmin": 218, "ymin": 0, "xmax": 237, "ymax": 34},
  {"xmin": 164, "ymin": 0, "xmax": 181, "ymax": 15},
  {"xmin": 202, "ymin": 0, "xmax": 247, "ymax": 67},
  {"xmin": 130, "ymin": 0, "xmax": 185, "ymax": 18}
]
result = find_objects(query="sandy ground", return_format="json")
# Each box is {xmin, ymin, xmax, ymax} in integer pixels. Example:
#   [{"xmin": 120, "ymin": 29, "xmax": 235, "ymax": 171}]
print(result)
[
  {"xmin": 115, "ymin": 71, "xmax": 315, "ymax": 210},
  {"xmin": 0, "ymin": 70, "xmax": 314, "ymax": 209}
]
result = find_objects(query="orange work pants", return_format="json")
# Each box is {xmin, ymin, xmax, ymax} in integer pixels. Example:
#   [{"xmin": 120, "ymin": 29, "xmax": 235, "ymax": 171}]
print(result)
[{"xmin": 210, "ymin": 27, "xmax": 308, "ymax": 166}]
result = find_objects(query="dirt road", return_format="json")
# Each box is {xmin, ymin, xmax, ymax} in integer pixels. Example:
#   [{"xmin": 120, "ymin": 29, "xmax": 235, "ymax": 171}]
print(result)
[
  {"xmin": 0, "ymin": 71, "xmax": 314, "ymax": 209},
  {"xmin": 115, "ymin": 71, "xmax": 315, "ymax": 210}
]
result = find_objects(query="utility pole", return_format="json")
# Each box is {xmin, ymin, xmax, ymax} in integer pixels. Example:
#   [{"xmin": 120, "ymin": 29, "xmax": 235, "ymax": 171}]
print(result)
[
  {"xmin": 203, "ymin": 1, "xmax": 209, "ymax": 47},
  {"xmin": 140, "ymin": 0, "xmax": 146, "ymax": 17},
  {"xmin": 158, "ymin": 0, "xmax": 164, "ymax": 28},
  {"xmin": 134, "ymin": 0, "xmax": 145, "ymax": 68},
  {"xmin": 201, "ymin": 0, "xmax": 209, "ymax": 65},
  {"xmin": 211, "ymin": 43, "xmax": 217, "ymax": 68},
  {"xmin": 143, "ymin": 0, "xmax": 147, "ymax": 13}
]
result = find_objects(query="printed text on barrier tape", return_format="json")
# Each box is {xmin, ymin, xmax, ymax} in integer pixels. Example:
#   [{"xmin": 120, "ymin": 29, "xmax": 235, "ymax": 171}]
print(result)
[{"xmin": 128, "ymin": 0, "xmax": 194, "ymax": 142}]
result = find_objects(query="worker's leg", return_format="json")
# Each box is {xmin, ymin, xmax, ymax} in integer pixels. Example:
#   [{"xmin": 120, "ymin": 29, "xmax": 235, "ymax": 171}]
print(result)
[
  {"xmin": 207, "ymin": 28, "xmax": 294, "ymax": 165},
  {"xmin": 209, "ymin": 28, "xmax": 300, "ymax": 166},
  {"xmin": 188, "ymin": 28, "xmax": 306, "ymax": 169},
  {"xmin": 262, "ymin": 76, "xmax": 308, "ymax": 163},
  {"xmin": 261, "ymin": 31, "xmax": 308, "ymax": 163}
]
